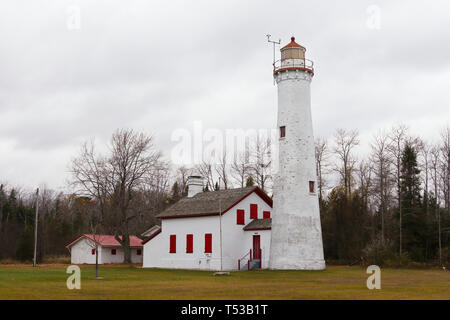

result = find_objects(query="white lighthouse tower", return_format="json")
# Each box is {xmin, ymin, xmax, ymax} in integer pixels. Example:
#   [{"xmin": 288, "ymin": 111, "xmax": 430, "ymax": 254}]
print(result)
[{"xmin": 269, "ymin": 37, "xmax": 325, "ymax": 270}]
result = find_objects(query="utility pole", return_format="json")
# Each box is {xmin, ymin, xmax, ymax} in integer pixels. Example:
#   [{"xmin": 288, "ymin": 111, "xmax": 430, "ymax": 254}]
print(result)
[{"xmin": 33, "ymin": 188, "xmax": 39, "ymax": 267}]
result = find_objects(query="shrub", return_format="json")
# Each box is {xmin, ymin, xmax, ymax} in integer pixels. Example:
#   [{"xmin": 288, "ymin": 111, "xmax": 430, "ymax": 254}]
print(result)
[
  {"xmin": 383, "ymin": 254, "xmax": 412, "ymax": 268},
  {"xmin": 362, "ymin": 236, "xmax": 398, "ymax": 267},
  {"xmin": 439, "ymin": 247, "xmax": 450, "ymax": 266},
  {"xmin": 41, "ymin": 255, "xmax": 70, "ymax": 264}
]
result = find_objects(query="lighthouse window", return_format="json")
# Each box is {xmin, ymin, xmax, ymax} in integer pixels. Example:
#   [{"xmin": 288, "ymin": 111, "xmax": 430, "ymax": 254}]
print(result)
[
  {"xmin": 280, "ymin": 126, "xmax": 286, "ymax": 138},
  {"xmin": 309, "ymin": 181, "xmax": 315, "ymax": 193}
]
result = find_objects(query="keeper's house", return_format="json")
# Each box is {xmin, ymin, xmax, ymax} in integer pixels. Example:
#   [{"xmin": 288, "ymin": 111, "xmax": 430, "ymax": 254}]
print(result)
[
  {"xmin": 66, "ymin": 234, "xmax": 144, "ymax": 264},
  {"xmin": 142, "ymin": 176, "xmax": 273, "ymax": 270}
]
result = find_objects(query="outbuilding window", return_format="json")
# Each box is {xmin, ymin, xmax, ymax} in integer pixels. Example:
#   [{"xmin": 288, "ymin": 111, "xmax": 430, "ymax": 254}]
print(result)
[
  {"xmin": 250, "ymin": 204, "xmax": 258, "ymax": 219},
  {"xmin": 91, "ymin": 249, "xmax": 95, "ymax": 255},
  {"xmin": 204, "ymin": 233, "xmax": 212, "ymax": 253},
  {"xmin": 237, "ymin": 209, "xmax": 245, "ymax": 225},
  {"xmin": 136, "ymin": 249, "xmax": 142, "ymax": 256},
  {"xmin": 169, "ymin": 235, "xmax": 176, "ymax": 253},
  {"xmin": 263, "ymin": 211, "xmax": 271, "ymax": 219},
  {"xmin": 186, "ymin": 234, "xmax": 193, "ymax": 253},
  {"xmin": 111, "ymin": 249, "xmax": 116, "ymax": 255}
]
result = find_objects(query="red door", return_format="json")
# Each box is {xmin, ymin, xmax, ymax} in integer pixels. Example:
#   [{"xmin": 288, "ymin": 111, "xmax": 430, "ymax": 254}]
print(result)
[{"xmin": 253, "ymin": 235, "xmax": 261, "ymax": 259}]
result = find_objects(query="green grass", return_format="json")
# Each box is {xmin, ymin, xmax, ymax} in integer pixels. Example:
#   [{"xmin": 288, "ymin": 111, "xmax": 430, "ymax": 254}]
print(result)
[{"xmin": 0, "ymin": 264, "xmax": 448, "ymax": 299}]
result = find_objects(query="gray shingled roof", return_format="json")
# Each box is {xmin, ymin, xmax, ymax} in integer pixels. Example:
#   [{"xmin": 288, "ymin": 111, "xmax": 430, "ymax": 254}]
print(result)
[
  {"xmin": 141, "ymin": 225, "xmax": 161, "ymax": 238},
  {"xmin": 156, "ymin": 186, "xmax": 272, "ymax": 219},
  {"xmin": 243, "ymin": 218, "xmax": 272, "ymax": 230}
]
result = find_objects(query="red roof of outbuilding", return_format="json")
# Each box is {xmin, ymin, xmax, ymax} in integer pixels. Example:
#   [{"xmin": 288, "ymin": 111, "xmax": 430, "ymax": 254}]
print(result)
[
  {"xmin": 282, "ymin": 36, "xmax": 305, "ymax": 49},
  {"xmin": 65, "ymin": 234, "xmax": 143, "ymax": 248}
]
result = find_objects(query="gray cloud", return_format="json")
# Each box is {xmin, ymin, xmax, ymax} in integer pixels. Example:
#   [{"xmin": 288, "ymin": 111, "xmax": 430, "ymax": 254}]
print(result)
[{"xmin": 0, "ymin": 0, "xmax": 449, "ymax": 189}]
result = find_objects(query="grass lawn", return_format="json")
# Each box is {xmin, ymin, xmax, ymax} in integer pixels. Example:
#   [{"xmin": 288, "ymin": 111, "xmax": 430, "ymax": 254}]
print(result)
[{"xmin": 0, "ymin": 264, "xmax": 448, "ymax": 300}]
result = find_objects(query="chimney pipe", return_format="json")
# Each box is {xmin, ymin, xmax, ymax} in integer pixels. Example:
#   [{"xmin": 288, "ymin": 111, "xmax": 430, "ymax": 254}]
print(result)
[{"xmin": 187, "ymin": 176, "xmax": 203, "ymax": 197}]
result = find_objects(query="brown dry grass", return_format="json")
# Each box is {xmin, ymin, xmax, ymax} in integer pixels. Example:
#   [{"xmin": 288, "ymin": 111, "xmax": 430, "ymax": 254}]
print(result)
[{"xmin": 0, "ymin": 265, "xmax": 448, "ymax": 300}]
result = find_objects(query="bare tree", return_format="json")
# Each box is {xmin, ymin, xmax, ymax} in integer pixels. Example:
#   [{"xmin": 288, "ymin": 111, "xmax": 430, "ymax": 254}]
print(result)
[
  {"xmin": 249, "ymin": 134, "xmax": 272, "ymax": 193},
  {"xmin": 70, "ymin": 140, "xmax": 110, "ymax": 222},
  {"xmin": 333, "ymin": 129, "xmax": 360, "ymax": 197},
  {"xmin": 135, "ymin": 160, "xmax": 171, "ymax": 229},
  {"xmin": 231, "ymin": 150, "xmax": 251, "ymax": 188},
  {"xmin": 356, "ymin": 160, "xmax": 372, "ymax": 209},
  {"xmin": 215, "ymin": 150, "xmax": 230, "ymax": 190},
  {"xmin": 430, "ymin": 145, "xmax": 442, "ymax": 265},
  {"xmin": 388, "ymin": 124, "xmax": 408, "ymax": 255},
  {"xmin": 370, "ymin": 130, "xmax": 393, "ymax": 243},
  {"xmin": 417, "ymin": 138, "xmax": 431, "ymax": 216},
  {"xmin": 175, "ymin": 166, "xmax": 192, "ymax": 196},
  {"xmin": 439, "ymin": 126, "xmax": 450, "ymax": 217},
  {"xmin": 315, "ymin": 137, "xmax": 330, "ymax": 202},
  {"xmin": 196, "ymin": 159, "xmax": 217, "ymax": 191},
  {"xmin": 70, "ymin": 129, "xmax": 162, "ymax": 263}
]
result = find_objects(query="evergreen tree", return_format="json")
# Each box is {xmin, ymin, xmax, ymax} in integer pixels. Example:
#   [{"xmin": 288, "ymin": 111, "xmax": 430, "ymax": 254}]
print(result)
[
  {"xmin": 399, "ymin": 144, "xmax": 427, "ymax": 261},
  {"xmin": 171, "ymin": 182, "xmax": 180, "ymax": 202},
  {"xmin": 321, "ymin": 186, "xmax": 372, "ymax": 262},
  {"xmin": 16, "ymin": 226, "xmax": 34, "ymax": 261},
  {"xmin": 245, "ymin": 176, "xmax": 255, "ymax": 187}
]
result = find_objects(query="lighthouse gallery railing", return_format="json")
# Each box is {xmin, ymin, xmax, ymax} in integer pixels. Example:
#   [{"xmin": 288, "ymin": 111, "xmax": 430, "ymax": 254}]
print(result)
[{"xmin": 273, "ymin": 58, "xmax": 314, "ymax": 74}]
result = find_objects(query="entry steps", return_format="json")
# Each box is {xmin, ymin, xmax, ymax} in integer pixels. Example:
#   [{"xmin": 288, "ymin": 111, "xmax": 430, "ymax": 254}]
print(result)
[{"xmin": 249, "ymin": 259, "xmax": 261, "ymax": 270}]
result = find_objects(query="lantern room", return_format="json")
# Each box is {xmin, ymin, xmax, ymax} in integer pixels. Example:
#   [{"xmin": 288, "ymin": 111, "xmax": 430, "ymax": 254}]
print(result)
[
  {"xmin": 281, "ymin": 36, "xmax": 306, "ymax": 60},
  {"xmin": 273, "ymin": 36, "xmax": 314, "ymax": 75}
]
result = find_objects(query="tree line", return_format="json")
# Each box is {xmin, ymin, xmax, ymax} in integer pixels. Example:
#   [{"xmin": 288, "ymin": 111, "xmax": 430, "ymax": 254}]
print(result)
[
  {"xmin": 0, "ymin": 125, "xmax": 448, "ymax": 266},
  {"xmin": 317, "ymin": 125, "xmax": 449, "ymax": 266}
]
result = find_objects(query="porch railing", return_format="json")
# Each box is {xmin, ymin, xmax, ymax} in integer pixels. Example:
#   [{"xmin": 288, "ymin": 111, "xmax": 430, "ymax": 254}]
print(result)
[{"xmin": 238, "ymin": 249, "xmax": 252, "ymax": 270}]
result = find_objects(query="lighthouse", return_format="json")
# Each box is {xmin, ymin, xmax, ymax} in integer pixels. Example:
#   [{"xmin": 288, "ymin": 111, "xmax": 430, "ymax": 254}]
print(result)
[{"xmin": 269, "ymin": 37, "xmax": 325, "ymax": 270}]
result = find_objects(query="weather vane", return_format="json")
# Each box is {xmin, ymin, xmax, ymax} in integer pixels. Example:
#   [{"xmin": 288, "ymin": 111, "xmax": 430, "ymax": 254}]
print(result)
[
  {"xmin": 266, "ymin": 34, "xmax": 281, "ymax": 66},
  {"xmin": 267, "ymin": 34, "xmax": 281, "ymax": 85}
]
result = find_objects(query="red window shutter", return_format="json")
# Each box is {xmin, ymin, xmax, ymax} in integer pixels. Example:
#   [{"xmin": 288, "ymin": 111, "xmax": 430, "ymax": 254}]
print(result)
[
  {"xmin": 169, "ymin": 235, "xmax": 176, "ymax": 253},
  {"xmin": 204, "ymin": 234, "xmax": 212, "ymax": 253},
  {"xmin": 111, "ymin": 249, "xmax": 116, "ymax": 255},
  {"xmin": 137, "ymin": 249, "xmax": 142, "ymax": 256},
  {"xmin": 91, "ymin": 249, "xmax": 95, "ymax": 255},
  {"xmin": 186, "ymin": 234, "xmax": 193, "ymax": 253},
  {"xmin": 263, "ymin": 211, "xmax": 271, "ymax": 219},
  {"xmin": 236, "ymin": 209, "xmax": 245, "ymax": 225},
  {"xmin": 250, "ymin": 204, "xmax": 258, "ymax": 219}
]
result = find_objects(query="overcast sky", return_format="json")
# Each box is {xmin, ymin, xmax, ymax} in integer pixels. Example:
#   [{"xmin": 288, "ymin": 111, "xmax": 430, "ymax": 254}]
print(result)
[{"xmin": 1, "ymin": 0, "xmax": 449, "ymax": 191}]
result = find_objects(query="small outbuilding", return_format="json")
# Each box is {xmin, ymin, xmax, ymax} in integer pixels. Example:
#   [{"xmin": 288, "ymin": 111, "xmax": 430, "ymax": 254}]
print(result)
[{"xmin": 66, "ymin": 234, "xmax": 143, "ymax": 264}]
